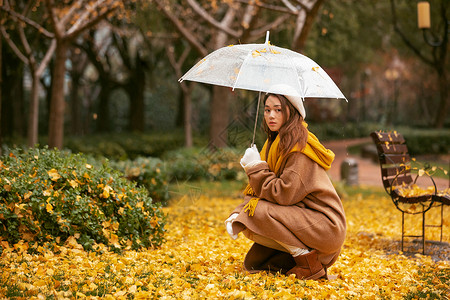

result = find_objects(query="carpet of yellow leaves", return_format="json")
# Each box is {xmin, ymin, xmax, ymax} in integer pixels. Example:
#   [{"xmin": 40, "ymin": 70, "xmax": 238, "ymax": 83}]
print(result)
[{"xmin": 1, "ymin": 186, "xmax": 449, "ymax": 299}]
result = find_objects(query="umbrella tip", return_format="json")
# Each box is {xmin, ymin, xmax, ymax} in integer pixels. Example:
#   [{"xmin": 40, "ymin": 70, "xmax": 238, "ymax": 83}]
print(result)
[{"xmin": 265, "ymin": 31, "xmax": 270, "ymax": 44}]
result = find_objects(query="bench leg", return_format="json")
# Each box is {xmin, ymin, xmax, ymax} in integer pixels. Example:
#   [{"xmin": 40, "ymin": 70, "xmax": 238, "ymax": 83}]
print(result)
[
  {"xmin": 401, "ymin": 211, "xmax": 405, "ymax": 252},
  {"xmin": 440, "ymin": 204, "xmax": 443, "ymax": 242},
  {"xmin": 422, "ymin": 210, "xmax": 425, "ymax": 255}
]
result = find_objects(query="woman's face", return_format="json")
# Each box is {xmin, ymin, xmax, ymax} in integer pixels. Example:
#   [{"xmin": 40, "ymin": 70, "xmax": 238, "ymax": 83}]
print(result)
[{"xmin": 264, "ymin": 95, "xmax": 287, "ymax": 132}]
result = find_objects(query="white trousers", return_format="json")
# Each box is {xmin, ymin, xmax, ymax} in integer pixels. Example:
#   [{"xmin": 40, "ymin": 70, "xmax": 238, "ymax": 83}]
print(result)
[{"xmin": 242, "ymin": 229, "xmax": 309, "ymax": 257}]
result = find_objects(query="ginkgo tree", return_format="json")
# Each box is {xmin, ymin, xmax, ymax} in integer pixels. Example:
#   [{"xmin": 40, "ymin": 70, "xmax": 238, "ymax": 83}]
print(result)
[
  {"xmin": 154, "ymin": 0, "xmax": 326, "ymax": 148},
  {"xmin": 1, "ymin": 0, "xmax": 134, "ymax": 149},
  {"xmin": 0, "ymin": 0, "xmax": 56, "ymax": 148}
]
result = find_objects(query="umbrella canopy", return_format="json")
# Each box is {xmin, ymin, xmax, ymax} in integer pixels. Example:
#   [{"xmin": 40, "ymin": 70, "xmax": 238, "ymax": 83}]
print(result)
[{"xmin": 179, "ymin": 33, "xmax": 346, "ymax": 100}]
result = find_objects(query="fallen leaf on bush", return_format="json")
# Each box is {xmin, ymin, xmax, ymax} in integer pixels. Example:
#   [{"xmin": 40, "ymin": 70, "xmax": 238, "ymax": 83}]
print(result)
[
  {"xmin": 47, "ymin": 169, "xmax": 61, "ymax": 181},
  {"xmin": 45, "ymin": 203, "xmax": 53, "ymax": 213}
]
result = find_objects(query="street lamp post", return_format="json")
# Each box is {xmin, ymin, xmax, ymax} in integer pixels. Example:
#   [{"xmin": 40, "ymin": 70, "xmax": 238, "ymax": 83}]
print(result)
[
  {"xmin": 384, "ymin": 68, "xmax": 400, "ymax": 126},
  {"xmin": 417, "ymin": 1, "xmax": 449, "ymax": 47}
]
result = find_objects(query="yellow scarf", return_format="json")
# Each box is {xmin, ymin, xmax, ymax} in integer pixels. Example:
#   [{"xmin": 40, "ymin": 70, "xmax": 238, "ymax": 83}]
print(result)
[{"xmin": 243, "ymin": 129, "xmax": 334, "ymax": 216}]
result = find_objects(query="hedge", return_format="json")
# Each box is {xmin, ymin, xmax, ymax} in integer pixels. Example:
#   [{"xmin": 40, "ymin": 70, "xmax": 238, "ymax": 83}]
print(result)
[{"xmin": 0, "ymin": 147, "xmax": 166, "ymax": 252}]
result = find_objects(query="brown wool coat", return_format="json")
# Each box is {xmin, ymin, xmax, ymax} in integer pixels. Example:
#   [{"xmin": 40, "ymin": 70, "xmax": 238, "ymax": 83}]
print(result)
[{"xmin": 231, "ymin": 151, "xmax": 346, "ymax": 273}]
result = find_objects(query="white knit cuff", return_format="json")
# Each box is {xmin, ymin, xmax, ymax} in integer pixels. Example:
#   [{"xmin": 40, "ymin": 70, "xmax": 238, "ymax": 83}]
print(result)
[{"xmin": 243, "ymin": 160, "xmax": 265, "ymax": 172}]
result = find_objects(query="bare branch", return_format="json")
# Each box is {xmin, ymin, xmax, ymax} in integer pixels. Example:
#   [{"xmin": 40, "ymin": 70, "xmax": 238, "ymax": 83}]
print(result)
[
  {"xmin": 0, "ymin": 5, "xmax": 55, "ymax": 38},
  {"xmin": 61, "ymin": 0, "xmax": 83, "ymax": 27},
  {"xmin": 68, "ymin": 0, "xmax": 107, "ymax": 35},
  {"xmin": 0, "ymin": 25, "xmax": 28, "ymax": 64},
  {"xmin": 154, "ymin": 0, "xmax": 208, "ymax": 56},
  {"xmin": 185, "ymin": 0, "xmax": 240, "ymax": 38},
  {"xmin": 44, "ymin": 0, "xmax": 63, "ymax": 39},
  {"xmin": 66, "ymin": 4, "xmax": 118, "ymax": 41},
  {"xmin": 17, "ymin": 20, "xmax": 36, "ymax": 69},
  {"xmin": 280, "ymin": 0, "xmax": 299, "ymax": 13},
  {"xmin": 234, "ymin": 0, "xmax": 297, "ymax": 15},
  {"xmin": 250, "ymin": 14, "xmax": 291, "ymax": 40},
  {"xmin": 36, "ymin": 39, "xmax": 56, "ymax": 76}
]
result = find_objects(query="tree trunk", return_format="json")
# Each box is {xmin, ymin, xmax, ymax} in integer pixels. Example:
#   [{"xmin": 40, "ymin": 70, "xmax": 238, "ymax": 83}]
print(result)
[
  {"xmin": 96, "ymin": 83, "xmax": 112, "ymax": 132},
  {"xmin": 209, "ymin": 85, "xmax": 230, "ymax": 148},
  {"xmin": 434, "ymin": 70, "xmax": 448, "ymax": 128},
  {"xmin": 48, "ymin": 40, "xmax": 68, "ymax": 149},
  {"xmin": 292, "ymin": 0, "xmax": 324, "ymax": 52},
  {"xmin": 70, "ymin": 73, "xmax": 82, "ymax": 135},
  {"xmin": 0, "ymin": 29, "xmax": 2, "ymax": 154},
  {"xmin": 128, "ymin": 55, "xmax": 146, "ymax": 132},
  {"xmin": 175, "ymin": 92, "xmax": 184, "ymax": 128},
  {"xmin": 182, "ymin": 87, "xmax": 193, "ymax": 148},
  {"xmin": 27, "ymin": 73, "xmax": 40, "ymax": 147}
]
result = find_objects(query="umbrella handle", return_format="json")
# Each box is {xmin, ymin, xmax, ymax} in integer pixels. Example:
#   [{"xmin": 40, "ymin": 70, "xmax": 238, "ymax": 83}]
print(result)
[{"xmin": 251, "ymin": 91, "xmax": 262, "ymax": 147}]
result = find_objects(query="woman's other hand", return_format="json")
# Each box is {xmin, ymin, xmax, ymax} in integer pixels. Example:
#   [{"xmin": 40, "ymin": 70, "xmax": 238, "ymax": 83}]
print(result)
[{"xmin": 225, "ymin": 213, "xmax": 239, "ymax": 240}]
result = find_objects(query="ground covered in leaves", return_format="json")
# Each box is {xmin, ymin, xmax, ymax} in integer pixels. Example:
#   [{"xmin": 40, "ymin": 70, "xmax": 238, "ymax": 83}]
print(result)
[{"xmin": 1, "ymin": 183, "xmax": 449, "ymax": 299}]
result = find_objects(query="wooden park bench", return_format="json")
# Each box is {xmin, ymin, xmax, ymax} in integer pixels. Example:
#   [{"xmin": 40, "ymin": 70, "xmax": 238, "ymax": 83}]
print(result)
[{"xmin": 370, "ymin": 131, "xmax": 449, "ymax": 254}]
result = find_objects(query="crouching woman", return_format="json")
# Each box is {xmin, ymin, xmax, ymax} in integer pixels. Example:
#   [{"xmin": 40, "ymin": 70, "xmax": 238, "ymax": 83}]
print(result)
[{"xmin": 226, "ymin": 89, "xmax": 346, "ymax": 280}]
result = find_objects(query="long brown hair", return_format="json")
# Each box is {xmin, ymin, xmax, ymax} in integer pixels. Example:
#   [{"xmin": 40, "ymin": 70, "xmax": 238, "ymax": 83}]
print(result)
[{"xmin": 263, "ymin": 94, "xmax": 308, "ymax": 157}]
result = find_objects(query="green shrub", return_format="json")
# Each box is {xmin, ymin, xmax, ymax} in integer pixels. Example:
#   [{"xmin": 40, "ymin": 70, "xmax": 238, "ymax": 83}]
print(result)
[
  {"xmin": 109, "ymin": 157, "xmax": 170, "ymax": 206},
  {"xmin": 401, "ymin": 129, "xmax": 450, "ymax": 155},
  {"xmin": 163, "ymin": 148, "xmax": 208, "ymax": 181},
  {"xmin": 0, "ymin": 147, "xmax": 166, "ymax": 252},
  {"xmin": 308, "ymin": 122, "xmax": 381, "ymax": 140},
  {"xmin": 163, "ymin": 147, "xmax": 246, "ymax": 182},
  {"xmin": 64, "ymin": 131, "xmax": 208, "ymax": 160}
]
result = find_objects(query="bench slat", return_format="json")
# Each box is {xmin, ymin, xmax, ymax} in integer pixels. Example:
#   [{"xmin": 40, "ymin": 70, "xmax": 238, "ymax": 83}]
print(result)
[
  {"xmin": 383, "ymin": 174, "xmax": 413, "ymax": 187},
  {"xmin": 381, "ymin": 166, "xmax": 410, "ymax": 177},
  {"xmin": 375, "ymin": 144, "xmax": 408, "ymax": 154},
  {"xmin": 379, "ymin": 154, "xmax": 411, "ymax": 165},
  {"xmin": 370, "ymin": 131, "xmax": 405, "ymax": 143}
]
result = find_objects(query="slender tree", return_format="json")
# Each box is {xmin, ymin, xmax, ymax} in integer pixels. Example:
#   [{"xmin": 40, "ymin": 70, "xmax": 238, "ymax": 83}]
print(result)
[
  {"xmin": 44, "ymin": 0, "xmax": 123, "ymax": 148},
  {"xmin": 0, "ymin": 0, "xmax": 56, "ymax": 147},
  {"xmin": 154, "ymin": 0, "xmax": 325, "ymax": 148}
]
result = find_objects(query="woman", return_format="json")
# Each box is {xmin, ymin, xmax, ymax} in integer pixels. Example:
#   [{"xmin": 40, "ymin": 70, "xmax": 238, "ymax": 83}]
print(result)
[{"xmin": 225, "ymin": 85, "xmax": 346, "ymax": 280}]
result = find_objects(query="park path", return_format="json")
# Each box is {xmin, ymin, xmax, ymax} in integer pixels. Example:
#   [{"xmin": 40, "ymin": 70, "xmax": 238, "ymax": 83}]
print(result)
[{"xmin": 323, "ymin": 138, "xmax": 449, "ymax": 190}]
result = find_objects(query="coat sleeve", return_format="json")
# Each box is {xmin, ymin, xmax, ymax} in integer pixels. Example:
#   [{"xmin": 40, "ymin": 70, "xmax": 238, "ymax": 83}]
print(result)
[{"xmin": 245, "ymin": 152, "xmax": 312, "ymax": 206}]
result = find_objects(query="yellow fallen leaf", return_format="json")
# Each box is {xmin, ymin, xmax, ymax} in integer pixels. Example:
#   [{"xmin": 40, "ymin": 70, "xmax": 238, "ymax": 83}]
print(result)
[
  {"xmin": 47, "ymin": 169, "xmax": 61, "ymax": 181},
  {"xmin": 46, "ymin": 203, "xmax": 53, "ymax": 213}
]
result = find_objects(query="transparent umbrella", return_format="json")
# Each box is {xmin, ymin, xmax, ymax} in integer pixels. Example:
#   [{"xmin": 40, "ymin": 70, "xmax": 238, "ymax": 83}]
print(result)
[{"xmin": 179, "ymin": 32, "xmax": 347, "ymax": 144}]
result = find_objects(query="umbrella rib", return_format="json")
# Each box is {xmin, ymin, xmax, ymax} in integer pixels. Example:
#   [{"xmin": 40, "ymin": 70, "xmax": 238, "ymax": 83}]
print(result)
[{"xmin": 232, "ymin": 49, "xmax": 254, "ymax": 91}]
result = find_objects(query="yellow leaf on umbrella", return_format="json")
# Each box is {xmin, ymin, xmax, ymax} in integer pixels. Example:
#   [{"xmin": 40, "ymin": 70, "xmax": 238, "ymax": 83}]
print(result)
[
  {"xmin": 252, "ymin": 50, "xmax": 261, "ymax": 57},
  {"xmin": 270, "ymin": 48, "xmax": 280, "ymax": 54},
  {"xmin": 312, "ymin": 66, "xmax": 320, "ymax": 72}
]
